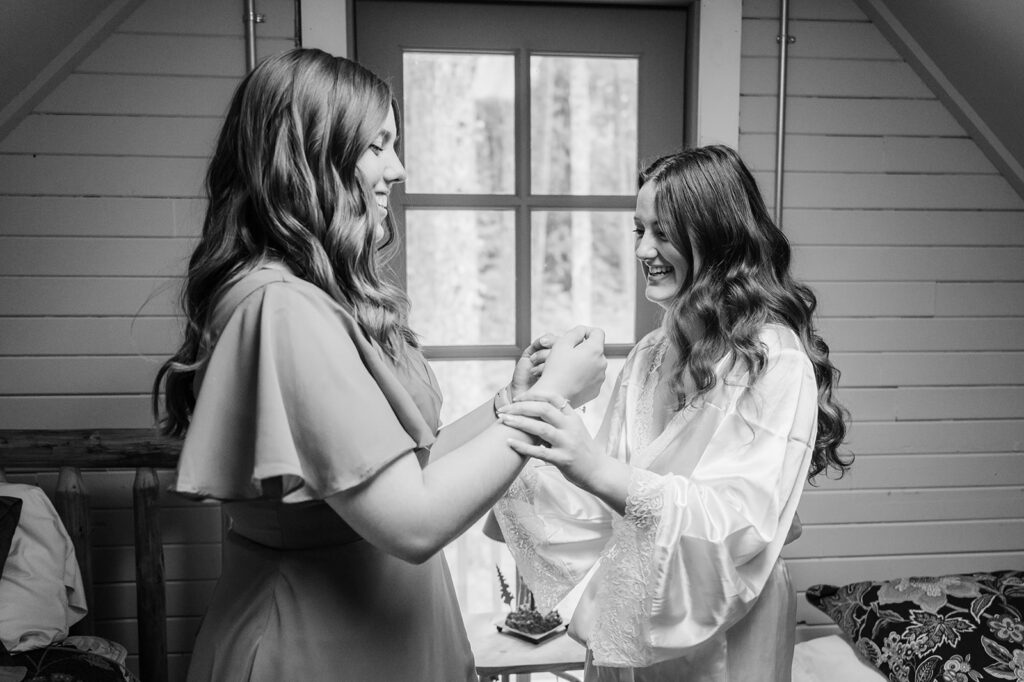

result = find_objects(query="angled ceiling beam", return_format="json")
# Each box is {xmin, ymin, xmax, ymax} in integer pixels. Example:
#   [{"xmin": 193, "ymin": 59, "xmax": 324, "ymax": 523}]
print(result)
[
  {"xmin": 853, "ymin": 0, "xmax": 1024, "ymax": 201},
  {"xmin": 0, "ymin": 0, "xmax": 145, "ymax": 143}
]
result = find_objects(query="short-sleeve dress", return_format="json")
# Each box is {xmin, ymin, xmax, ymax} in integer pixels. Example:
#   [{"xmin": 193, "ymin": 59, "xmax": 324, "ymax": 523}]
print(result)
[{"xmin": 172, "ymin": 263, "xmax": 477, "ymax": 682}]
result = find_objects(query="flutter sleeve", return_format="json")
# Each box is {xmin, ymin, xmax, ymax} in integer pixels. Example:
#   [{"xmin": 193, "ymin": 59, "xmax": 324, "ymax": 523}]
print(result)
[
  {"xmin": 588, "ymin": 340, "xmax": 818, "ymax": 667},
  {"xmin": 173, "ymin": 280, "xmax": 434, "ymax": 503}
]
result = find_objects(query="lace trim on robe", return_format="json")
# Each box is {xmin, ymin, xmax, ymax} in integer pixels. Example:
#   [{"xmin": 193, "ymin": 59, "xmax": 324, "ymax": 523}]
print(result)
[
  {"xmin": 589, "ymin": 467, "xmax": 665, "ymax": 667},
  {"xmin": 632, "ymin": 336, "xmax": 667, "ymax": 453},
  {"xmin": 492, "ymin": 465, "xmax": 579, "ymax": 613}
]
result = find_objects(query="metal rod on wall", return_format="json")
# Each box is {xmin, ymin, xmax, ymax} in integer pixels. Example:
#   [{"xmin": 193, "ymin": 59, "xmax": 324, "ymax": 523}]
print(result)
[
  {"xmin": 244, "ymin": 0, "xmax": 265, "ymax": 72},
  {"xmin": 773, "ymin": 0, "xmax": 794, "ymax": 228}
]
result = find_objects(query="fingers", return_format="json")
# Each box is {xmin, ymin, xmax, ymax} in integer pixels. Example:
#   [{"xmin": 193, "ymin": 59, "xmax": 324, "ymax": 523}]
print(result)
[
  {"xmin": 505, "ymin": 395, "xmax": 572, "ymax": 418},
  {"xmin": 555, "ymin": 325, "xmax": 591, "ymax": 347},
  {"xmin": 498, "ymin": 413, "xmax": 560, "ymax": 445},
  {"xmin": 523, "ymin": 333, "xmax": 555, "ymax": 356},
  {"xmin": 506, "ymin": 438, "xmax": 561, "ymax": 465},
  {"xmin": 579, "ymin": 326, "xmax": 606, "ymax": 349},
  {"xmin": 529, "ymin": 349, "xmax": 550, "ymax": 365}
]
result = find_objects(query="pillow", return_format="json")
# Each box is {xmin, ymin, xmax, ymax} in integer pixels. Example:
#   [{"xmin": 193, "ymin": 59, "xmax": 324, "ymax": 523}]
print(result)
[
  {"xmin": 0, "ymin": 483, "xmax": 87, "ymax": 653},
  {"xmin": 0, "ymin": 496, "xmax": 22, "ymax": 577},
  {"xmin": 806, "ymin": 571, "xmax": 1024, "ymax": 682}
]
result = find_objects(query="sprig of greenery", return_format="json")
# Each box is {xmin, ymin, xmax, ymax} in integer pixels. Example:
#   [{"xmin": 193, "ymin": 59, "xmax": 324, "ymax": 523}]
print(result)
[{"xmin": 496, "ymin": 565, "xmax": 514, "ymax": 608}]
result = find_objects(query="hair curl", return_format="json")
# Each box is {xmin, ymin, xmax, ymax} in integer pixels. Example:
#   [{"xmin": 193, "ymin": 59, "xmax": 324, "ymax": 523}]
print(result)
[
  {"xmin": 153, "ymin": 48, "xmax": 415, "ymax": 437},
  {"xmin": 639, "ymin": 145, "xmax": 851, "ymax": 480}
]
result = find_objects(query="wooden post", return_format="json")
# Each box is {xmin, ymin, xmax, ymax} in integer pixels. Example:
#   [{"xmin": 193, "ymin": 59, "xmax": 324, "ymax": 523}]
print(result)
[
  {"xmin": 133, "ymin": 467, "xmax": 168, "ymax": 682},
  {"xmin": 55, "ymin": 466, "xmax": 94, "ymax": 634}
]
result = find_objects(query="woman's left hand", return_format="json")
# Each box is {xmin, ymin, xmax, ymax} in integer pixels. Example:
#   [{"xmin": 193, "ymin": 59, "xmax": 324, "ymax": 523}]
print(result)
[
  {"xmin": 497, "ymin": 391, "xmax": 603, "ymax": 489},
  {"xmin": 509, "ymin": 334, "xmax": 555, "ymax": 400}
]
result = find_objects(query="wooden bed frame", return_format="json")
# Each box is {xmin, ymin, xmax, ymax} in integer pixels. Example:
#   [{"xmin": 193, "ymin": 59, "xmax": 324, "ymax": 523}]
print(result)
[{"xmin": 0, "ymin": 428, "xmax": 183, "ymax": 682}]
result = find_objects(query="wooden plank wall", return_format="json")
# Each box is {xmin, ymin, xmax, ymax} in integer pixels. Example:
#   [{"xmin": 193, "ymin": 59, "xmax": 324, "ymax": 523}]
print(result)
[
  {"xmin": 0, "ymin": 0, "xmax": 295, "ymax": 677},
  {"xmin": 740, "ymin": 0, "xmax": 1024, "ymax": 641},
  {"xmin": 3, "ymin": 0, "xmax": 1023, "ymax": 672}
]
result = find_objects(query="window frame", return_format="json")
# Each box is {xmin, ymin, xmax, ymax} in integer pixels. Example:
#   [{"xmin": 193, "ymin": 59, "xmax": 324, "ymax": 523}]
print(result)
[{"xmin": 355, "ymin": 1, "xmax": 688, "ymax": 363}]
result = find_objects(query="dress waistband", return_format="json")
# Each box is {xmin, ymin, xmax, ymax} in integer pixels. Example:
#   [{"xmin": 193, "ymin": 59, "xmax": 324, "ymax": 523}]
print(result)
[{"xmin": 224, "ymin": 499, "xmax": 363, "ymax": 549}]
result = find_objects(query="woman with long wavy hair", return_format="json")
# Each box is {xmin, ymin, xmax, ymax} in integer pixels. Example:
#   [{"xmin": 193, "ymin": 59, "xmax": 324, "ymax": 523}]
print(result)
[
  {"xmin": 492, "ymin": 145, "xmax": 851, "ymax": 681},
  {"xmin": 152, "ymin": 48, "xmax": 606, "ymax": 681}
]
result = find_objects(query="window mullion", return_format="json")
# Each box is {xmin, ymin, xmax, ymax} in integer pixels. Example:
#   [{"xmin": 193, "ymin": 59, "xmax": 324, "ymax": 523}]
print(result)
[{"xmin": 514, "ymin": 46, "xmax": 532, "ymax": 351}]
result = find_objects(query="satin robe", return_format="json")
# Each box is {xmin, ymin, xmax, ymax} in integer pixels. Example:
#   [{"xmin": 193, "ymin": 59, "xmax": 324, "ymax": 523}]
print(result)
[{"xmin": 494, "ymin": 324, "xmax": 818, "ymax": 681}]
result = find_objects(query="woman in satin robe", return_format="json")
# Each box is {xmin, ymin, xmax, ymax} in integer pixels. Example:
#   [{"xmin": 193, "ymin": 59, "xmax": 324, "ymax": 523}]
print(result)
[{"xmin": 494, "ymin": 145, "xmax": 851, "ymax": 681}]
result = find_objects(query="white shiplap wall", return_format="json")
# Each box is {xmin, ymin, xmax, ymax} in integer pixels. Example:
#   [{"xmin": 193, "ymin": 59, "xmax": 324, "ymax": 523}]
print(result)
[
  {"xmin": 739, "ymin": 0, "xmax": 1024, "ymax": 641},
  {"xmin": 0, "ymin": 0, "xmax": 294, "ymax": 677},
  {"xmin": 2, "ymin": 0, "xmax": 1023, "ymax": 674}
]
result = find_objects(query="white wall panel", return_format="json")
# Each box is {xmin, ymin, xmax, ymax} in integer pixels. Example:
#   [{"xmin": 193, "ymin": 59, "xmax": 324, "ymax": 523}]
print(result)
[
  {"xmin": 740, "ymin": 0, "xmax": 1024, "ymax": 645},
  {"xmin": 781, "ymin": 209, "xmax": 1024, "ymax": 246},
  {"xmin": 0, "ymin": 0, "xmax": 294, "ymax": 676}
]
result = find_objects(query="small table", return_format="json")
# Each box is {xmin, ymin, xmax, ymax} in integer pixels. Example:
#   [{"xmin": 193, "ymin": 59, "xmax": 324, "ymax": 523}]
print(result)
[{"xmin": 465, "ymin": 612, "xmax": 587, "ymax": 682}]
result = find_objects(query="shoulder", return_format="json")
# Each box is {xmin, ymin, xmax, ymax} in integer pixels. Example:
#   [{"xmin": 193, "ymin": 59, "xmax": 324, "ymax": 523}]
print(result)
[
  {"xmin": 634, "ymin": 327, "xmax": 666, "ymax": 356},
  {"xmin": 218, "ymin": 265, "xmax": 354, "ymax": 331},
  {"xmin": 756, "ymin": 323, "xmax": 814, "ymax": 379}
]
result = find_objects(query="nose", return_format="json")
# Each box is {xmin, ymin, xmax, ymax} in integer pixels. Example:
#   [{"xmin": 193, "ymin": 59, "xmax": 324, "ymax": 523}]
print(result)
[
  {"xmin": 385, "ymin": 150, "xmax": 406, "ymax": 185},
  {"xmin": 635, "ymin": 230, "xmax": 658, "ymax": 260}
]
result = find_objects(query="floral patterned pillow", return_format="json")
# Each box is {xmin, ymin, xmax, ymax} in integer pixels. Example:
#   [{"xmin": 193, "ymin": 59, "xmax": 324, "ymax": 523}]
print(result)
[{"xmin": 805, "ymin": 570, "xmax": 1024, "ymax": 682}]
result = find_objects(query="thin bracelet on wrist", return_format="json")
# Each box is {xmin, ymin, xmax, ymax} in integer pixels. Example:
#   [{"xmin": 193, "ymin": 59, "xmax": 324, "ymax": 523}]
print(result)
[{"xmin": 492, "ymin": 384, "xmax": 512, "ymax": 418}]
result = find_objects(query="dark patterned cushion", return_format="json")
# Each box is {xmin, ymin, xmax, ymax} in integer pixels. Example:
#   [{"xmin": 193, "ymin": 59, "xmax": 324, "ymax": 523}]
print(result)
[
  {"xmin": 806, "ymin": 571, "xmax": 1024, "ymax": 682},
  {"xmin": 0, "ymin": 643, "xmax": 139, "ymax": 682}
]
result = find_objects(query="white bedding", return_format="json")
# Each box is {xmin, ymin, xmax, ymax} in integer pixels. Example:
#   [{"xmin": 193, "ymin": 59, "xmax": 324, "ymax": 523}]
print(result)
[{"xmin": 792, "ymin": 635, "xmax": 885, "ymax": 682}]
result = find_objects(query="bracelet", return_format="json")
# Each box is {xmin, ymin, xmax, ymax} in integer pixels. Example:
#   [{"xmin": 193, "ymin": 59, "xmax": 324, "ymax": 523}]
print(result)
[{"xmin": 492, "ymin": 384, "xmax": 512, "ymax": 418}]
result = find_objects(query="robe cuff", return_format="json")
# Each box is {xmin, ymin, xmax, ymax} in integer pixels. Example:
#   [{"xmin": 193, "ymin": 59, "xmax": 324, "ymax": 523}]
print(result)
[
  {"xmin": 589, "ymin": 467, "xmax": 665, "ymax": 667},
  {"xmin": 493, "ymin": 466, "xmax": 580, "ymax": 613}
]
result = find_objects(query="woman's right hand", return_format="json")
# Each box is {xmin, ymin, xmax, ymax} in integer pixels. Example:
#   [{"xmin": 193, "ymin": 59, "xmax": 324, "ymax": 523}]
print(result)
[{"xmin": 532, "ymin": 326, "xmax": 606, "ymax": 407}]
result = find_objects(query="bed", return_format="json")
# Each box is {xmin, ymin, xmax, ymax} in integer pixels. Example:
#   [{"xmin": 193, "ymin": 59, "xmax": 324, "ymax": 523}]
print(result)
[{"xmin": 0, "ymin": 429, "xmax": 178, "ymax": 682}]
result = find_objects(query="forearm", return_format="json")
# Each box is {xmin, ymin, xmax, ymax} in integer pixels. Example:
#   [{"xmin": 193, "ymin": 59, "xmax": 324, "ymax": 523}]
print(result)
[
  {"xmin": 419, "ymin": 420, "xmax": 531, "ymax": 545},
  {"xmin": 430, "ymin": 397, "xmax": 496, "ymax": 460},
  {"xmin": 329, "ymin": 419, "xmax": 532, "ymax": 564},
  {"xmin": 578, "ymin": 457, "xmax": 630, "ymax": 516}
]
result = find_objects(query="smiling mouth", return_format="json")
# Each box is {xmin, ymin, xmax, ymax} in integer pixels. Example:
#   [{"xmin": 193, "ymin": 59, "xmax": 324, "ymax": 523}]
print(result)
[
  {"xmin": 645, "ymin": 264, "xmax": 673, "ymax": 279},
  {"xmin": 375, "ymin": 194, "xmax": 389, "ymax": 213}
]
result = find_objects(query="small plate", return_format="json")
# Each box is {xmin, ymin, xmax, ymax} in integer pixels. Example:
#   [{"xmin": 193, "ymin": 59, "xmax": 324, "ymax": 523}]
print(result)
[{"xmin": 494, "ymin": 615, "xmax": 568, "ymax": 644}]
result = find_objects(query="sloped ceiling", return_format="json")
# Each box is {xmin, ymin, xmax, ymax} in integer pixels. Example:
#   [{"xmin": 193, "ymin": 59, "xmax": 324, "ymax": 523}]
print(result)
[
  {"xmin": 2, "ymin": 0, "xmax": 1023, "ymax": 183},
  {"xmin": 0, "ymin": 0, "xmax": 120, "ymax": 114},
  {"xmin": 857, "ymin": 0, "xmax": 1024, "ymax": 192}
]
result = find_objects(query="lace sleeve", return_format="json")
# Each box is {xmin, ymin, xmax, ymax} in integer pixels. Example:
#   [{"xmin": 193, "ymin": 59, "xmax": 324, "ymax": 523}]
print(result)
[
  {"xmin": 493, "ymin": 463, "xmax": 614, "ymax": 613},
  {"xmin": 588, "ymin": 466, "xmax": 665, "ymax": 667}
]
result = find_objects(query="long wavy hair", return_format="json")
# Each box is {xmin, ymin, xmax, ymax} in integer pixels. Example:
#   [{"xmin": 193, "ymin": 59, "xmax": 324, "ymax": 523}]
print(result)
[
  {"xmin": 639, "ymin": 145, "xmax": 850, "ymax": 480},
  {"xmin": 153, "ymin": 48, "xmax": 416, "ymax": 437}
]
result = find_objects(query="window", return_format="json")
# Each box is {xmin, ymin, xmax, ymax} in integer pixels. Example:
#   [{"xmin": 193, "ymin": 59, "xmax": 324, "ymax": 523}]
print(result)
[{"xmin": 356, "ymin": 0, "xmax": 687, "ymax": 613}]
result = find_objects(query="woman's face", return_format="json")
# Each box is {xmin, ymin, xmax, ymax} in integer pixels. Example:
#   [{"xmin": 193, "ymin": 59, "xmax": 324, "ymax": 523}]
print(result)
[
  {"xmin": 355, "ymin": 106, "xmax": 406, "ymax": 235},
  {"xmin": 634, "ymin": 182, "xmax": 697, "ymax": 309}
]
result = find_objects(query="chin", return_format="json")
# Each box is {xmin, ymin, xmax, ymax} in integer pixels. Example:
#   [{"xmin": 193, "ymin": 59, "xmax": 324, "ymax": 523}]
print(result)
[{"xmin": 645, "ymin": 290, "xmax": 673, "ymax": 310}]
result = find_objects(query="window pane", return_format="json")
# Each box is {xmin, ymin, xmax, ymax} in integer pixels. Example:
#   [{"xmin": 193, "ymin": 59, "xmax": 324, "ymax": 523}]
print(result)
[
  {"xmin": 430, "ymin": 359, "xmax": 513, "ymax": 428},
  {"xmin": 531, "ymin": 211, "xmax": 636, "ymax": 344},
  {"xmin": 406, "ymin": 210, "xmax": 516, "ymax": 346},
  {"xmin": 403, "ymin": 52, "xmax": 515, "ymax": 194},
  {"xmin": 431, "ymin": 357, "xmax": 519, "ymax": 614},
  {"xmin": 531, "ymin": 55, "xmax": 638, "ymax": 195}
]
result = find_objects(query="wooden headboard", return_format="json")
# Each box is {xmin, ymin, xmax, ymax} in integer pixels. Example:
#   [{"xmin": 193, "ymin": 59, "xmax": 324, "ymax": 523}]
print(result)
[{"xmin": 0, "ymin": 429, "xmax": 183, "ymax": 682}]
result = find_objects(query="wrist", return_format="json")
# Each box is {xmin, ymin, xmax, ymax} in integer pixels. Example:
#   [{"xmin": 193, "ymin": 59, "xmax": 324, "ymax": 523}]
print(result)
[
  {"xmin": 581, "ymin": 458, "xmax": 630, "ymax": 513},
  {"xmin": 492, "ymin": 384, "xmax": 512, "ymax": 418}
]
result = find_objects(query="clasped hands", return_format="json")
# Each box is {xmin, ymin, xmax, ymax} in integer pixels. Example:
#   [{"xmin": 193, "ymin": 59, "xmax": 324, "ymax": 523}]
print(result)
[{"xmin": 501, "ymin": 325, "xmax": 608, "ymax": 489}]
